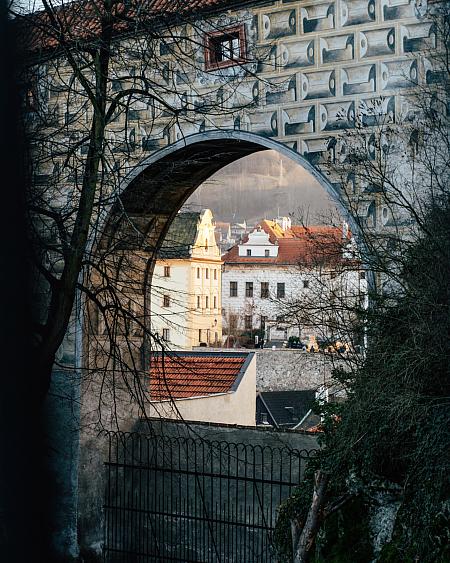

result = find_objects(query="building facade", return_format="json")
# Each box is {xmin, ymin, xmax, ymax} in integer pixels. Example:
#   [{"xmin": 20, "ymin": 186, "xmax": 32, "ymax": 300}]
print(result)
[
  {"xmin": 222, "ymin": 219, "xmax": 367, "ymax": 346},
  {"xmin": 151, "ymin": 209, "xmax": 222, "ymax": 349},
  {"xmin": 148, "ymin": 351, "xmax": 256, "ymax": 426}
]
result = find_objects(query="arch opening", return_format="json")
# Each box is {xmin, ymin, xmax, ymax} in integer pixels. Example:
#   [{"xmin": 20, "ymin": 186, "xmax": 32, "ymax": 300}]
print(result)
[{"xmin": 84, "ymin": 130, "xmax": 368, "ymax": 375}]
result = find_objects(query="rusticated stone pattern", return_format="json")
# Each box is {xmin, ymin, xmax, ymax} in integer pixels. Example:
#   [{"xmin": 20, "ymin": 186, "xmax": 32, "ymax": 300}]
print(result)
[
  {"xmin": 37, "ymin": 0, "xmax": 437, "ymax": 229},
  {"xmin": 112, "ymin": 0, "xmax": 434, "ymax": 188},
  {"xmin": 129, "ymin": 1, "xmax": 434, "ymax": 159}
]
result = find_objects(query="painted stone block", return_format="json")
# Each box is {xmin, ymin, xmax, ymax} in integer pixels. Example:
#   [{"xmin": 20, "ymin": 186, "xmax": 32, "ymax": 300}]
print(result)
[
  {"xmin": 249, "ymin": 110, "xmax": 279, "ymax": 137},
  {"xmin": 256, "ymin": 45, "xmax": 277, "ymax": 73},
  {"xmin": 261, "ymin": 10, "xmax": 296, "ymax": 40},
  {"xmin": 301, "ymin": 3, "xmax": 335, "ymax": 33},
  {"xmin": 266, "ymin": 75, "xmax": 297, "ymax": 105},
  {"xmin": 398, "ymin": 95, "xmax": 421, "ymax": 121},
  {"xmin": 282, "ymin": 105, "xmax": 315, "ymax": 135},
  {"xmin": 320, "ymin": 34, "xmax": 354, "ymax": 63},
  {"xmin": 381, "ymin": 0, "xmax": 421, "ymax": 22},
  {"xmin": 175, "ymin": 121, "xmax": 206, "ymax": 141},
  {"xmin": 233, "ymin": 113, "xmax": 251, "ymax": 131},
  {"xmin": 301, "ymin": 137, "xmax": 331, "ymax": 163},
  {"xmin": 341, "ymin": 64, "xmax": 376, "ymax": 95},
  {"xmin": 423, "ymin": 57, "xmax": 446, "ymax": 85},
  {"xmin": 380, "ymin": 59, "xmax": 418, "ymax": 91},
  {"xmin": 300, "ymin": 69, "xmax": 336, "ymax": 100},
  {"xmin": 278, "ymin": 40, "xmax": 315, "ymax": 69},
  {"xmin": 230, "ymin": 81, "xmax": 260, "ymax": 108},
  {"xmin": 141, "ymin": 128, "xmax": 170, "ymax": 151},
  {"xmin": 340, "ymin": 0, "xmax": 376, "ymax": 27},
  {"xmin": 358, "ymin": 96, "xmax": 395, "ymax": 126},
  {"xmin": 319, "ymin": 100, "xmax": 355, "ymax": 131},
  {"xmin": 401, "ymin": 22, "xmax": 436, "ymax": 53},
  {"xmin": 359, "ymin": 28, "xmax": 395, "ymax": 58}
]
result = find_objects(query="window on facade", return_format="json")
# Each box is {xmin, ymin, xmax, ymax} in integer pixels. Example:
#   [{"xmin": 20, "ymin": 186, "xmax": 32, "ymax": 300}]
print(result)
[
  {"xmin": 198, "ymin": 329, "xmax": 203, "ymax": 342},
  {"xmin": 205, "ymin": 26, "xmax": 245, "ymax": 70},
  {"xmin": 244, "ymin": 315, "xmax": 252, "ymax": 330},
  {"xmin": 197, "ymin": 268, "xmax": 200, "ymax": 279},
  {"xmin": 260, "ymin": 282, "xmax": 269, "ymax": 299},
  {"xmin": 197, "ymin": 296, "xmax": 201, "ymax": 309},
  {"xmin": 246, "ymin": 249, "xmax": 251, "ymax": 257},
  {"xmin": 162, "ymin": 328, "xmax": 170, "ymax": 341},
  {"xmin": 277, "ymin": 282, "xmax": 285, "ymax": 298},
  {"xmin": 360, "ymin": 271, "xmax": 366, "ymax": 280},
  {"xmin": 205, "ymin": 296, "xmax": 209, "ymax": 309},
  {"xmin": 205, "ymin": 268, "xmax": 209, "ymax": 279},
  {"xmin": 303, "ymin": 280, "xmax": 309, "ymax": 289},
  {"xmin": 245, "ymin": 282, "xmax": 253, "ymax": 298},
  {"xmin": 213, "ymin": 295, "xmax": 217, "ymax": 309},
  {"xmin": 265, "ymin": 249, "xmax": 270, "ymax": 257},
  {"xmin": 205, "ymin": 238, "xmax": 208, "ymax": 250},
  {"xmin": 229, "ymin": 314, "xmax": 238, "ymax": 331},
  {"xmin": 260, "ymin": 316, "xmax": 267, "ymax": 330},
  {"xmin": 214, "ymin": 269, "xmax": 217, "ymax": 280},
  {"xmin": 230, "ymin": 281, "xmax": 238, "ymax": 297},
  {"xmin": 164, "ymin": 266, "xmax": 171, "ymax": 278},
  {"xmin": 163, "ymin": 295, "xmax": 170, "ymax": 307}
]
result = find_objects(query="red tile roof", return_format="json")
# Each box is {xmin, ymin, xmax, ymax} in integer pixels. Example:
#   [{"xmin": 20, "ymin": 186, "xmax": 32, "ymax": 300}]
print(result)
[
  {"xmin": 149, "ymin": 352, "xmax": 249, "ymax": 401},
  {"xmin": 18, "ymin": 0, "xmax": 245, "ymax": 54},
  {"xmin": 222, "ymin": 225, "xmax": 349, "ymax": 267}
]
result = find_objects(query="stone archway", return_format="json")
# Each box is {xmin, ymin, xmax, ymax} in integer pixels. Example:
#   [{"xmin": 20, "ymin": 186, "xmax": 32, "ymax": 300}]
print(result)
[
  {"xmin": 105, "ymin": 129, "xmax": 358, "ymax": 248},
  {"xmin": 77, "ymin": 128, "xmax": 362, "ymax": 558}
]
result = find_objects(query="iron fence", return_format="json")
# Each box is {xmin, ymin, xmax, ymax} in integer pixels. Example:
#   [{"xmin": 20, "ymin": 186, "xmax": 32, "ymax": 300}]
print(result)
[{"xmin": 103, "ymin": 431, "xmax": 316, "ymax": 562}]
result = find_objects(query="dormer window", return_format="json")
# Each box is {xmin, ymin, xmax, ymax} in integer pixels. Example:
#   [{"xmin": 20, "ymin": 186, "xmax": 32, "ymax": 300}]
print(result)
[{"xmin": 205, "ymin": 25, "xmax": 246, "ymax": 70}]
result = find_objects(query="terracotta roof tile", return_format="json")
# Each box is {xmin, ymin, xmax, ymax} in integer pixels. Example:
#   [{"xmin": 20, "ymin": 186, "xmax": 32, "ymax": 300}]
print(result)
[
  {"xmin": 222, "ymin": 225, "xmax": 349, "ymax": 267},
  {"xmin": 149, "ymin": 353, "xmax": 248, "ymax": 400},
  {"xmin": 19, "ymin": 0, "xmax": 245, "ymax": 54}
]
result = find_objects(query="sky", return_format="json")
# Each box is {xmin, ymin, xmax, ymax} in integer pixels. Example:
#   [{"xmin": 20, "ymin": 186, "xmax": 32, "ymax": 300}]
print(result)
[{"xmin": 184, "ymin": 150, "xmax": 337, "ymax": 226}]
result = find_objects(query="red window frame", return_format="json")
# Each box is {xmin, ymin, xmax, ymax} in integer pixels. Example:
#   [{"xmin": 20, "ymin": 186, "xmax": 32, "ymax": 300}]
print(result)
[{"xmin": 204, "ymin": 25, "xmax": 247, "ymax": 71}]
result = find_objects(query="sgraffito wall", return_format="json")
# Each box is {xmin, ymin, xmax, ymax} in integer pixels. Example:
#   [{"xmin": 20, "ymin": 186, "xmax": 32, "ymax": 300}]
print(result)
[{"xmin": 29, "ymin": 0, "xmax": 440, "ymax": 560}]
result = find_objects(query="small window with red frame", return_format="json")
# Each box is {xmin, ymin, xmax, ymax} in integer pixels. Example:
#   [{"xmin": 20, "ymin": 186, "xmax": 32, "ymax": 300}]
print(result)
[{"xmin": 205, "ymin": 26, "xmax": 246, "ymax": 70}]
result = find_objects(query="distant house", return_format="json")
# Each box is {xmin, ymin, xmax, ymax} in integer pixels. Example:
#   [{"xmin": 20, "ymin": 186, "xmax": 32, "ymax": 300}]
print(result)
[
  {"xmin": 215, "ymin": 219, "xmax": 253, "ymax": 256},
  {"xmin": 221, "ymin": 217, "xmax": 367, "ymax": 346},
  {"xmin": 151, "ymin": 209, "xmax": 222, "ymax": 350},
  {"xmin": 148, "ymin": 351, "xmax": 256, "ymax": 426},
  {"xmin": 256, "ymin": 390, "xmax": 319, "ymax": 429}
]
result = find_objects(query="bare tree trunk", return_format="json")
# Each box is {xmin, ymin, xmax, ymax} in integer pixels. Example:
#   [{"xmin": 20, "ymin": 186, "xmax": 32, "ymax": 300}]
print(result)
[{"xmin": 293, "ymin": 470, "xmax": 329, "ymax": 563}]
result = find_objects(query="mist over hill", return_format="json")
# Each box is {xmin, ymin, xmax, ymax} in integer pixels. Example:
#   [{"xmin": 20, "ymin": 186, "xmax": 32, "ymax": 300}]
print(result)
[{"xmin": 184, "ymin": 150, "xmax": 337, "ymax": 225}]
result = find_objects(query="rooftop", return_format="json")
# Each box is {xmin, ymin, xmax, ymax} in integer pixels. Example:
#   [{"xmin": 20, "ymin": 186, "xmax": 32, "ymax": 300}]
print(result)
[
  {"xmin": 19, "ymin": 0, "xmax": 250, "ymax": 54},
  {"xmin": 257, "ymin": 390, "xmax": 316, "ymax": 428},
  {"xmin": 223, "ymin": 228, "xmax": 348, "ymax": 267},
  {"xmin": 157, "ymin": 212, "xmax": 200, "ymax": 259},
  {"xmin": 149, "ymin": 351, "xmax": 253, "ymax": 401}
]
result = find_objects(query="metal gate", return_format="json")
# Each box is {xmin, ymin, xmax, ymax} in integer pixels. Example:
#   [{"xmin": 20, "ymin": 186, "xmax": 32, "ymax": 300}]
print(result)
[{"xmin": 103, "ymin": 431, "xmax": 315, "ymax": 562}]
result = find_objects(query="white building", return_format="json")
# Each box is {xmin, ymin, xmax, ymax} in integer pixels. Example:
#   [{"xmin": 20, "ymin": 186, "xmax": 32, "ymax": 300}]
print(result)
[
  {"xmin": 221, "ymin": 220, "xmax": 367, "ymax": 347},
  {"xmin": 151, "ymin": 209, "xmax": 222, "ymax": 350}
]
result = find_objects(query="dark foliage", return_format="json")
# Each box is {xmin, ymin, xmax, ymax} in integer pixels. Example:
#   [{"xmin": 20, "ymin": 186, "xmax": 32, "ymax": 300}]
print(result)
[{"xmin": 275, "ymin": 196, "xmax": 450, "ymax": 561}]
